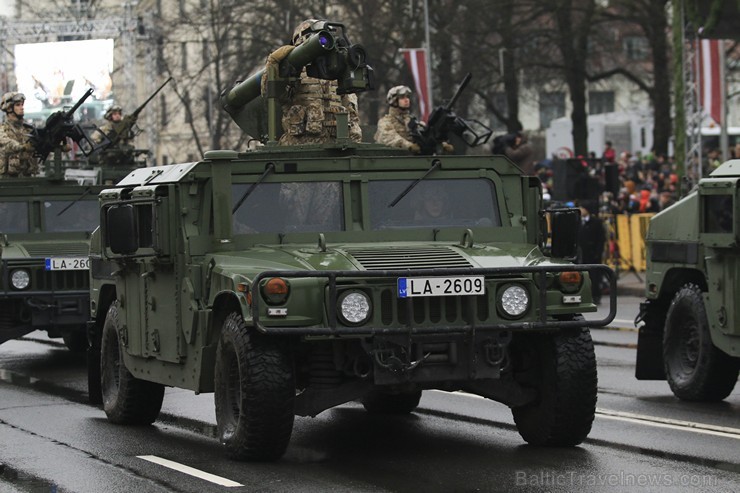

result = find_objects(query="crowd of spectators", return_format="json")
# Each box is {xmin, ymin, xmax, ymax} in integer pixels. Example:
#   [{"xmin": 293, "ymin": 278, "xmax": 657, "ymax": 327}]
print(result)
[{"xmin": 535, "ymin": 140, "xmax": 740, "ymax": 216}]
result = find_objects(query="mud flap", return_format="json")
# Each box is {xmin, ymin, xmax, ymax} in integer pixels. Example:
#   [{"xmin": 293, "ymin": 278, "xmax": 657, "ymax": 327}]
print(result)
[{"xmin": 635, "ymin": 301, "xmax": 666, "ymax": 380}]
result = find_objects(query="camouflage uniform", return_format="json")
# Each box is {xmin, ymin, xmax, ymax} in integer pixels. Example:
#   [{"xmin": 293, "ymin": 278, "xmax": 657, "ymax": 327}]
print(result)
[
  {"xmin": 279, "ymin": 71, "xmax": 362, "ymax": 145},
  {"xmin": 0, "ymin": 120, "xmax": 38, "ymax": 177},
  {"xmin": 374, "ymin": 106, "xmax": 416, "ymax": 151}
]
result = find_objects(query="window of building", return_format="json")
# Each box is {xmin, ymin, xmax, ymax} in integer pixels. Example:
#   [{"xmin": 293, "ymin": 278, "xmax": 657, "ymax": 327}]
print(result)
[
  {"xmin": 623, "ymin": 36, "xmax": 649, "ymax": 61},
  {"xmin": 589, "ymin": 91, "xmax": 614, "ymax": 114},
  {"xmin": 180, "ymin": 42, "xmax": 188, "ymax": 73},
  {"xmin": 539, "ymin": 92, "xmax": 565, "ymax": 129}
]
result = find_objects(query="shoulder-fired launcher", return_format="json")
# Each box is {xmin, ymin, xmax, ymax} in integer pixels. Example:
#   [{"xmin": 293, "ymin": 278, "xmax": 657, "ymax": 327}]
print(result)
[{"xmin": 220, "ymin": 21, "xmax": 373, "ymax": 142}]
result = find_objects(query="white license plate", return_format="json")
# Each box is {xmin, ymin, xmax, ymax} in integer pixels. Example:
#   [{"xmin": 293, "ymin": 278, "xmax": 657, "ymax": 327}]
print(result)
[
  {"xmin": 45, "ymin": 257, "xmax": 90, "ymax": 271},
  {"xmin": 397, "ymin": 276, "xmax": 485, "ymax": 298}
]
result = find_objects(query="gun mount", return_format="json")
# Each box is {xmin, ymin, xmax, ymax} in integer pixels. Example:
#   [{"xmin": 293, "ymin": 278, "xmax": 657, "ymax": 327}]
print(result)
[
  {"xmin": 29, "ymin": 88, "xmax": 107, "ymax": 162},
  {"xmin": 409, "ymin": 73, "xmax": 492, "ymax": 155},
  {"xmin": 220, "ymin": 21, "xmax": 374, "ymax": 143}
]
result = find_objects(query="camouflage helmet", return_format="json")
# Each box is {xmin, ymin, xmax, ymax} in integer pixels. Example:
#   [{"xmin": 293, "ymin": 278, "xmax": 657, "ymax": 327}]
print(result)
[
  {"xmin": 292, "ymin": 19, "xmax": 324, "ymax": 46},
  {"xmin": 104, "ymin": 104, "xmax": 123, "ymax": 120},
  {"xmin": 1, "ymin": 92, "xmax": 25, "ymax": 112},
  {"xmin": 386, "ymin": 85, "xmax": 412, "ymax": 106}
]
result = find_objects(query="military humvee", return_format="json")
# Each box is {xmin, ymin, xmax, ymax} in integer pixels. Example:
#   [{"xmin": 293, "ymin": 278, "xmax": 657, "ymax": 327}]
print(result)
[
  {"xmin": 0, "ymin": 172, "xmax": 104, "ymax": 350},
  {"xmin": 87, "ymin": 138, "xmax": 617, "ymax": 460},
  {"xmin": 636, "ymin": 159, "xmax": 740, "ymax": 401}
]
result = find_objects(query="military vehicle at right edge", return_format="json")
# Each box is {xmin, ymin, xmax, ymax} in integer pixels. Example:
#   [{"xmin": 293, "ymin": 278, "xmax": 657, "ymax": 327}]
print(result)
[
  {"xmin": 87, "ymin": 20, "xmax": 616, "ymax": 461},
  {"xmin": 636, "ymin": 159, "xmax": 740, "ymax": 401}
]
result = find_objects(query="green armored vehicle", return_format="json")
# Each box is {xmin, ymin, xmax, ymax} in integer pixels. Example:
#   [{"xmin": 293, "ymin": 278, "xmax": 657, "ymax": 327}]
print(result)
[
  {"xmin": 87, "ymin": 21, "xmax": 615, "ymax": 461},
  {"xmin": 0, "ymin": 174, "xmax": 103, "ymax": 350},
  {"xmin": 636, "ymin": 159, "xmax": 740, "ymax": 401}
]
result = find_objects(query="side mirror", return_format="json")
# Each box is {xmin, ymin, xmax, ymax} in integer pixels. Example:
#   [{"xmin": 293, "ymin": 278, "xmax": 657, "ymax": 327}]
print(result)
[
  {"xmin": 106, "ymin": 205, "xmax": 138, "ymax": 255},
  {"xmin": 550, "ymin": 208, "xmax": 580, "ymax": 259}
]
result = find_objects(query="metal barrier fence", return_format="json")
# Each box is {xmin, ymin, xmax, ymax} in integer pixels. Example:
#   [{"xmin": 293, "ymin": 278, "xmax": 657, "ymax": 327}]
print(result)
[{"xmin": 602, "ymin": 213, "xmax": 654, "ymax": 273}]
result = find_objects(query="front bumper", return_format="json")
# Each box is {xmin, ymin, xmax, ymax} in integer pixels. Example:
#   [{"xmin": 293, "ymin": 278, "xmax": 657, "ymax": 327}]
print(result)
[{"xmin": 249, "ymin": 264, "xmax": 616, "ymax": 335}]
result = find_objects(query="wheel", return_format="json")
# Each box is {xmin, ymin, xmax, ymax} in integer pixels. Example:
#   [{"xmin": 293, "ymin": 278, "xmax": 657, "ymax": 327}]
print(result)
[
  {"xmin": 511, "ymin": 323, "xmax": 597, "ymax": 446},
  {"xmin": 100, "ymin": 302, "xmax": 164, "ymax": 424},
  {"xmin": 663, "ymin": 284, "xmax": 739, "ymax": 401},
  {"xmin": 361, "ymin": 389, "xmax": 422, "ymax": 414},
  {"xmin": 62, "ymin": 329, "xmax": 88, "ymax": 353},
  {"xmin": 215, "ymin": 312, "xmax": 295, "ymax": 461}
]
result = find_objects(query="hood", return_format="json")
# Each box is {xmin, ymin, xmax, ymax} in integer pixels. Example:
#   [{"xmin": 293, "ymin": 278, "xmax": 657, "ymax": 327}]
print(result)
[
  {"xmin": 1, "ymin": 240, "xmax": 90, "ymax": 259},
  {"xmin": 214, "ymin": 242, "xmax": 547, "ymax": 276}
]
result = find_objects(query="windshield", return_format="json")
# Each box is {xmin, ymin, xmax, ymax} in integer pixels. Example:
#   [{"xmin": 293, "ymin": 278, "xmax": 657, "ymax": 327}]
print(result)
[
  {"xmin": 369, "ymin": 178, "xmax": 501, "ymax": 230},
  {"xmin": 43, "ymin": 199, "xmax": 99, "ymax": 232},
  {"xmin": 232, "ymin": 181, "xmax": 344, "ymax": 234},
  {"xmin": 0, "ymin": 202, "xmax": 29, "ymax": 233}
]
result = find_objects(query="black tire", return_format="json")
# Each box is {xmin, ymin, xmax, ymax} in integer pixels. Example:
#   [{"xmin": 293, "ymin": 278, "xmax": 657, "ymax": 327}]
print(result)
[
  {"xmin": 361, "ymin": 389, "xmax": 422, "ymax": 414},
  {"xmin": 62, "ymin": 329, "xmax": 88, "ymax": 353},
  {"xmin": 511, "ymin": 324, "xmax": 597, "ymax": 446},
  {"xmin": 215, "ymin": 312, "xmax": 295, "ymax": 461},
  {"xmin": 663, "ymin": 284, "xmax": 739, "ymax": 401},
  {"xmin": 100, "ymin": 303, "xmax": 164, "ymax": 424}
]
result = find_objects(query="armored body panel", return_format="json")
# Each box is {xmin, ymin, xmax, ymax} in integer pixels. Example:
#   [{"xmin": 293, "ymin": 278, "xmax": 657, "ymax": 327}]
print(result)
[{"xmin": 636, "ymin": 159, "xmax": 740, "ymax": 401}]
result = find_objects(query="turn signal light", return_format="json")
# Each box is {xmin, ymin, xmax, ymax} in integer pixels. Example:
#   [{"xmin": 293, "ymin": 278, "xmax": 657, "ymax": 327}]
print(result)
[
  {"xmin": 261, "ymin": 277, "xmax": 290, "ymax": 305},
  {"xmin": 558, "ymin": 271, "xmax": 582, "ymax": 293}
]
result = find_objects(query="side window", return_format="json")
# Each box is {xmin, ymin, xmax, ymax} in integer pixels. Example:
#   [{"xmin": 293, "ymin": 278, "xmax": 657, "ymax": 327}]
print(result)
[
  {"xmin": 703, "ymin": 195, "xmax": 733, "ymax": 234},
  {"xmin": 0, "ymin": 202, "xmax": 29, "ymax": 233}
]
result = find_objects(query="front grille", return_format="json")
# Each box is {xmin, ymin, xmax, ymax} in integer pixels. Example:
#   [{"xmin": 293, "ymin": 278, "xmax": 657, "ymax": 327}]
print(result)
[
  {"xmin": 2, "ymin": 260, "xmax": 89, "ymax": 294},
  {"xmin": 379, "ymin": 287, "xmax": 490, "ymax": 326},
  {"xmin": 344, "ymin": 247, "xmax": 472, "ymax": 270}
]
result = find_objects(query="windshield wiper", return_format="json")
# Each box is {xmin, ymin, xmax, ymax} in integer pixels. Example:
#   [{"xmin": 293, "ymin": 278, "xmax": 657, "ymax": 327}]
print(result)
[
  {"xmin": 232, "ymin": 163, "xmax": 275, "ymax": 214},
  {"xmin": 387, "ymin": 159, "xmax": 441, "ymax": 208},
  {"xmin": 57, "ymin": 187, "xmax": 92, "ymax": 217}
]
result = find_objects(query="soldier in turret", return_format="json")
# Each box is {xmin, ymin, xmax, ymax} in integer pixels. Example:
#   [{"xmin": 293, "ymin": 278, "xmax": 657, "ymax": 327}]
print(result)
[
  {"xmin": 374, "ymin": 85, "xmax": 420, "ymax": 153},
  {"xmin": 0, "ymin": 92, "xmax": 38, "ymax": 177},
  {"xmin": 263, "ymin": 19, "xmax": 362, "ymax": 145},
  {"xmin": 94, "ymin": 104, "xmax": 134, "ymax": 146}
]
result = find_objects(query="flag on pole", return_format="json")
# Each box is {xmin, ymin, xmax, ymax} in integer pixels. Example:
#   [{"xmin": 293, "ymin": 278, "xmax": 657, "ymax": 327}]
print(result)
[
  {"xmin": 401, "ymin": 48, "xmax": 431, "ymax": 122},
  {"xmin": 696, "ymin": 39, "xmax": 723, "ymax": 125}
]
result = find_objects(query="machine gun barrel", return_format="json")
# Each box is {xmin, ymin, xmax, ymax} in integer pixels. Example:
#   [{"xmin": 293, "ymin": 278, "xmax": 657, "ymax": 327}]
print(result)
[
  {"xmin": 445, "ymin": 73, "xmax": 471, "ymax": 111},
  {"xmin": 130, "ymin": 77, "xmax": 173, "ymax": 119},
  {"xmin": 66, "ymin": 88, "xmax": 94, "ymax": 119}
]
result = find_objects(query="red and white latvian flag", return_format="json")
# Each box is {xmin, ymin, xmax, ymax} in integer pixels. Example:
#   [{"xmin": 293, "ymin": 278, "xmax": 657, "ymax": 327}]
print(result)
[
  {"xmin": 696, "ymin": 39, "xmax": 723, "ymax": 125},
  {"xmin": 401, "ymin": 48, "xmax": 431, "ymax": 122}
]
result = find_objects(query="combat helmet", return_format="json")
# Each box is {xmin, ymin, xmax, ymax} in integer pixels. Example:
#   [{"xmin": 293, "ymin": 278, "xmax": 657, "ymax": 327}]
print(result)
[
  {"xmin": 1, "ymin": 92, "xmax": 25, "ymax": 112},
  {"xmin": 292, "ymin": 19, "xmax": 326, "ymax": 46},
  {"xmin": 386, "ymin": 85, "xmax": 412, "ymax": 106},
  {"xmin": 104, "ymin": 104, "xmax": 123, "ymax": 120}
]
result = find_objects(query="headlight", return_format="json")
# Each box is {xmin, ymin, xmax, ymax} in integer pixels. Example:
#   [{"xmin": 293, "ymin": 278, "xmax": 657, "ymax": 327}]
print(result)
[
  {"xmin": 11, "ymin": 269, "xmax": 30, "ymax": 290},
  {"xmin": 499, "ymin": 284, "xmax": 529, "ymax": 318},
  {"xmin": 337, "ymin": 291, "xmax": 371, "ymax": 325}
]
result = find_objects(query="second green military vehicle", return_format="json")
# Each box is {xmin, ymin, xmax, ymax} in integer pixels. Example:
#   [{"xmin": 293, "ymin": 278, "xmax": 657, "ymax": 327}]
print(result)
[
  {"xmin": 0, "ymin": 173, "xmax": 103, "ymax": 350},
  {"xmin": 636, "ymin": 159, "xmax": 740, "ymax": 401},
  {"xmin": 87, "ymin": 20, "xmax": 615, "ymax": 461}
]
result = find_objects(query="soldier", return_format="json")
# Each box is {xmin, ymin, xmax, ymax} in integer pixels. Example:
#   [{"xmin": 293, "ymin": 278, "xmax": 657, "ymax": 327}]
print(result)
[
  {"xmin": 374, "ymin": 85, "xmax": 420, "ymax": 153},
  {"xmin": 0, "ymin": 92, "xmax": 38, "ymax": 177},
  {"xmin": 264, "ymin": 19, "xmax": 362, "ymax": 145},
  {"xmin": 94, "ymin": 104, "xmax": 134, "ymax": 146}
]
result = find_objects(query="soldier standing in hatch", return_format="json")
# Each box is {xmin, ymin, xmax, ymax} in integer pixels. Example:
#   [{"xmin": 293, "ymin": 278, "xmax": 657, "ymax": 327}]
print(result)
[
  {"xmin": 262, "ymin": 18, "xmax": 362, "ymax": 145},
  {"xmin": 0, "ymin": 92, "xmax": 38, "ymax": 177},
  {"xmin": 374, "ymin": 85, "xmax": 421, "ymax": 153},
  {"xmin": 93, "ymin": 104, "xmax": 134, "ymax": 147}
]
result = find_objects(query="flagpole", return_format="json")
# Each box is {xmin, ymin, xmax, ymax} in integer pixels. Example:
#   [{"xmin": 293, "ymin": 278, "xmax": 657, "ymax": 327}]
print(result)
[
  {"xmin": 423, "ymin": 0, "xmax": 433, "ymax": 109},
  {"xmin": 719, "ymin": 39, "xmax": 728, "ymax": 161}
]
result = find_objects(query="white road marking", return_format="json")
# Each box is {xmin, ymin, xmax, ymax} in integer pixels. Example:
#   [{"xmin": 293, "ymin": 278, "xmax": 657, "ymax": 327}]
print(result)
[
  {"xmin": 137, "ymin": 455, "xmax": 243, "ymax": 487},
  {"xmin": 595, "ymin": 408, "xmax": 740, "ymax": 439},
  {"xmin": 434, "ymin": 391, "xmax": 740, "ymax": 439}
]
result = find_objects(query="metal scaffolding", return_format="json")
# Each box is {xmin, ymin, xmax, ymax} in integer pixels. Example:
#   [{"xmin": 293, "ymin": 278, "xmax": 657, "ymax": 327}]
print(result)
[{"xmin": 0, "ymin": 4, "xmax": 160, "ymax": 159}]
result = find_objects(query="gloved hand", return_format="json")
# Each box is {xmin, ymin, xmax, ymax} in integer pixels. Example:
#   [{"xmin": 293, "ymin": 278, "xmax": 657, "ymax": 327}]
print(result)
[
  {"xmin": 442, "ymin": 142, "xmax": 455, "ymax": 153},
  {"xmin": 23, "ymin": 141, "xmax": 36, "ymax": 153},
  {"xmin": 409, "ymin": 143, "xmax": 421, "ymax": 154},
  {"xmin": 262, "ymin": 45, "xmax": 296, "ymax": 96},
  {"xmin": 267, "ymin": 45, "xmax": 295, "ymax": 65}
]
